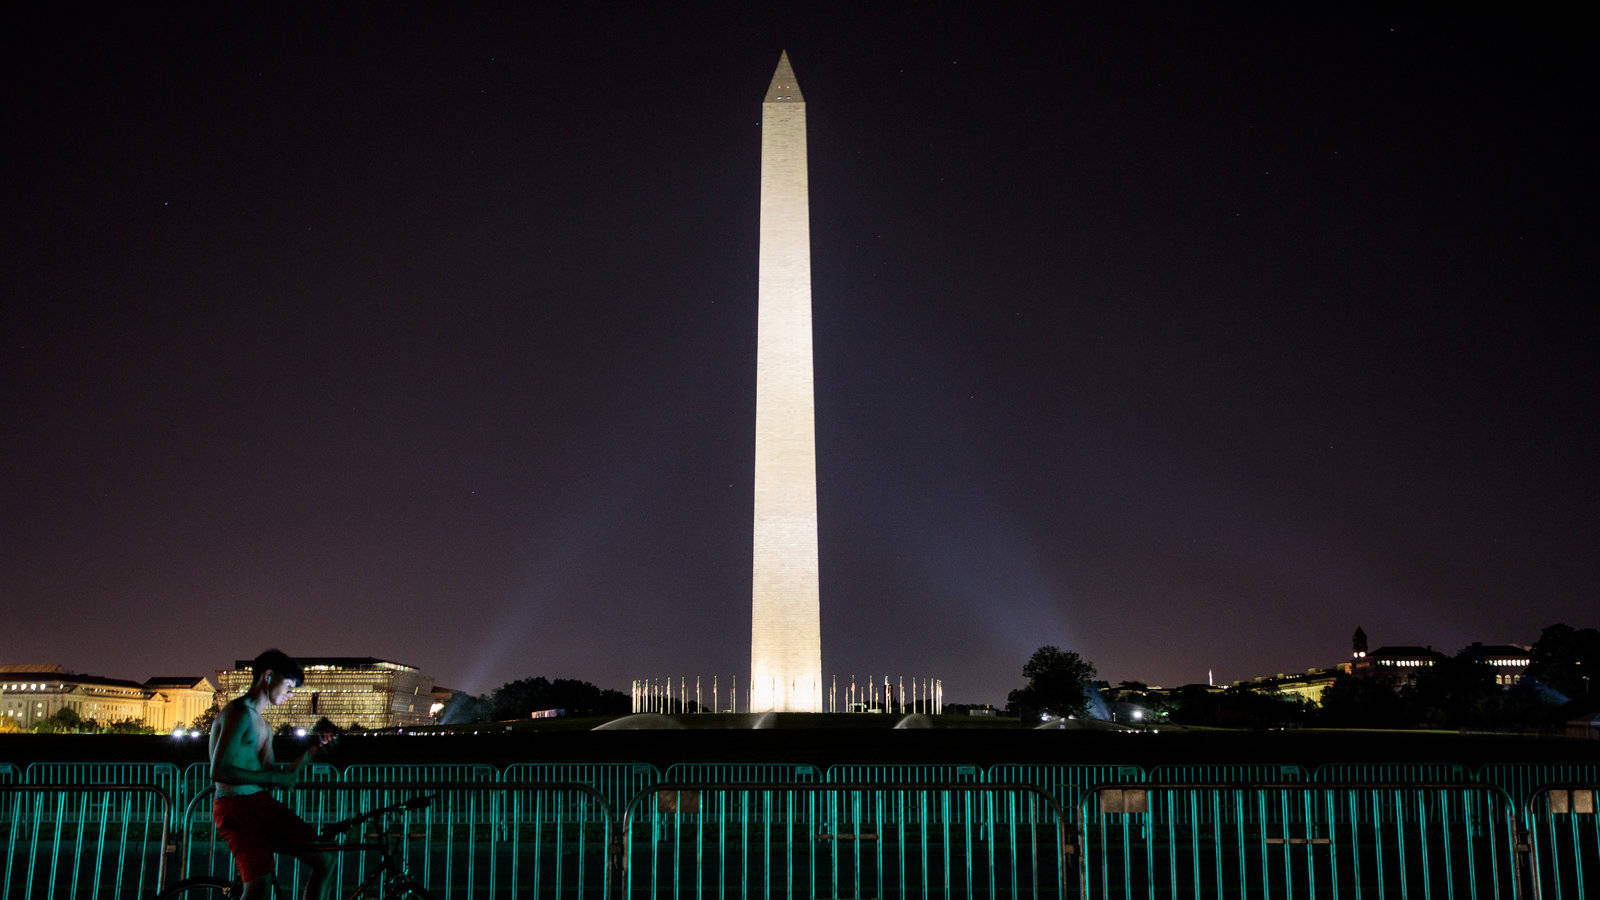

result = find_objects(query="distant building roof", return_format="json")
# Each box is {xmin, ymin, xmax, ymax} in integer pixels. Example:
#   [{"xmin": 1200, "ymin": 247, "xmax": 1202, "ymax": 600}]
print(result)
[
  {"xmin": 228, "ymin": 657, "xmax": 417, "ymax": 671},
  {"xmin": 1246, "ymin": 667, "xmax": 1338, "ymax": 685},
  {"xmin": 1369, "ymin": 646, "xmax": 1445, "ymax": 660},
  {"xmin": 0, "ymin": 671, "xmax": 147, "ymax": 690},
  {"xmin": 1459, "ymin": 643, "xmax": 1530, "ymax": 659},
  {"xmin": 145, "ymin": 676, "xmax": 213, "ymax": 689}
]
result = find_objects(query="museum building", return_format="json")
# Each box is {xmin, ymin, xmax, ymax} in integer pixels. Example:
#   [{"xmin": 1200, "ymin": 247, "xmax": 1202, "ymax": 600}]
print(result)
[
  {"xmin": 0, "ymin": 665, "xmax": 216, "ymax": 731},
  {"xmin": 216, "ymin": 657, "xmax": 435, "ymax": 730}
]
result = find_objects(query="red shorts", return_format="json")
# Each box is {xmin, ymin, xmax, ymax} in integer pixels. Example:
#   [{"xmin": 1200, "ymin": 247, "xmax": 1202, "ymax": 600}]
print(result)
[{"xmin": 213, "ymin": 792, "xmax": 317, "ymax": 883}]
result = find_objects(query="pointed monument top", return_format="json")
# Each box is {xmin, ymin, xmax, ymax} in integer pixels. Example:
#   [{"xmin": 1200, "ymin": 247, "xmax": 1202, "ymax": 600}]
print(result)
[{"xmin": 764, "ymin": 50, "xmax": 804, "ymax": 103}]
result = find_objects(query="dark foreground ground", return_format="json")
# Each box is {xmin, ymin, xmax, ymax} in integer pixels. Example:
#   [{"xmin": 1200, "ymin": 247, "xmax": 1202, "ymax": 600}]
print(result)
[{"xmin": 4, "ymin": 721, "xmax": 1597, "ymax": 771}]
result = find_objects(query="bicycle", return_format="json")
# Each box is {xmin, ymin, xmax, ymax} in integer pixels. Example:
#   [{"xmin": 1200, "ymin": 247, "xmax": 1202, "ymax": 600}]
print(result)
[{"xmin": 156, "ymin": 793, "xmax": 436, "ymax": 899}]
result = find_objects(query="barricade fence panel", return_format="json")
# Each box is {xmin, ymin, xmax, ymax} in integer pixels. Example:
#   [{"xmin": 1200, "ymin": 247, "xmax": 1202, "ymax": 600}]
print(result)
[
  {"xmin": 1312, "ymin": 761, "xmax": 1475, "ymax": 786},
  {"xmin": 8, "ymin": 759, "xmax": 1600, "ymax": 897},
  {"xmin": 1480, "ymin": 762, "xmax": 1600, "ymax": 810},
  {"xmin": 503, "ymin": 763, "xmax": 660, "ymax": 822},
  {"xmin": 1077, "ymin": 783, "xmax": 1522, "ymax": 900},
  {"xmin": 989, "ymin": 764, "xmax": 1144, "ymax": 824},
  {"xmin": 21, "ymin": 763, "xmax": 181, "ymax": 813},
  {"xmin": 170, "ymin": 785, "xmax": 229, "ymax": 883},
  {"xmin": 825, "ymin": 764, "xmax": 985, "ymax": 785},
  {"xmin": 176, "ymin": 781, "xmax": 612, "ymax": 900},
  {"xmin": 178, "ymin": 762, "xmax": 210, "ymax": 821},
  {"xmin": 622, "ymin": 782, "xmax": 1068, "ymax": 900},
  {"xmin": 0, "ymin": 785, "xmax": 169, "ymax": 900},
  {"xmin": 662, "ymin": 763, "xmax": 821, "ymax": 784},
  {"xmin": 1527, "ymin": 785, "xmax": 1599, "ymax": 900},
  {"xmin": 1146, "ymin": 764, "xmax": 1308, "ymax": 785}
]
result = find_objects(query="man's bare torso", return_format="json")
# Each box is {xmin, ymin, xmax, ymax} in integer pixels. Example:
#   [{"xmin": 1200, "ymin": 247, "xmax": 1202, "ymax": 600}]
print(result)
[{"xmin": 211, "ymin": 696, "xmax": 275, "ymax": 797}]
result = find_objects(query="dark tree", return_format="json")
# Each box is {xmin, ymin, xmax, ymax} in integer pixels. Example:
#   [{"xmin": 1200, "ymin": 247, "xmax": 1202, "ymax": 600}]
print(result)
[
  {"xmin": 106, "ymin": 718, "xmax": 154, "ymax": 734},
  {"xmin": 437, "ymin": 691, "xmax": 494, "ymax": 725},
  {"xmin": 189, "ymin": 705, "xmax": 219, "ymax": 733},
  {"xmin": 1526, "ymin": 623, "xmax": 1600, "ymax": 701},
  {"xmin": 1405, "ymin": 655, "xmax": 1501, "ymax": 728},
  {"xmin": 1165, "ymin": 684, "xmax": 1311, "ymax": 729},
  {"xmin": 491, "ymin": 676, "xmax": 554, "ymax": 720},
  {"xmin": 31, "ymin": 707, "xmax": 92, "ymax": 733},
  {"xmin": 1006, "ymin": 646, "xmax": 1097, "ymax": 721},
  {"xmin": 491, "ymin": 676, "xmax": 629, "ymax": 719},
  {"xmin": 1317, "ymin": 672, "xmax": 1414, "ymax": 728}
]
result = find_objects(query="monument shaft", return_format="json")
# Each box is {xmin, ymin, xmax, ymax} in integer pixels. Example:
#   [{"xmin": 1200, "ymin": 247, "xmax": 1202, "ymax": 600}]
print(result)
[{"xmin": 750, "ymin": 52, "xmax": 822, "ymax": 712}]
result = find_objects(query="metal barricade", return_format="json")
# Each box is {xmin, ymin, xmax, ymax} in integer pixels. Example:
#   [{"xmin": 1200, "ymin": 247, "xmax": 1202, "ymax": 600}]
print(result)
[
  {"xmin": 1481, "ymin": 763, "xmax": 1600, "ymax": 811},
  {"xmin": 622, "ymin": 781, "xmax": 1069, "ymax": 899},
  {"xmin": 22, "ymin": 762, "xmax": 181, "ymax": 810},
  {"xmin": 990, "ymin": 764, "xmax": 1143, "ymax": 825},
  {"xmin": 1148, "ymin": 764, "xmax": 1307, "ymax": 786},
  {"xmin": 1527, "ymin": 785, "xmax": 1599, "ymax": 900},
  {"xmin": 176, "ymin": 780, "xmax": 612, "ymax": 899},
  {"xmin": 503, "ymin": 762, "xmax": 660, "ymax": 823},
  {"xmin": 0, "ymin": 785, "xmax": 171, "ymax": 900},
  {"xmin": 663, "ymin": 763, "xmax": 820, "ymax": 785},
  {"xmin": 1077, "ymin": 782, "xmax": 1523, "ymax": 899}
]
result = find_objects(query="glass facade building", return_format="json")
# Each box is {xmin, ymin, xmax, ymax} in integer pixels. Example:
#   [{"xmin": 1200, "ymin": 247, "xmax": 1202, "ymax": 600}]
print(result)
[{"xmin": 217, "ymin": 657, "xmax": 435, "ymax": 730}]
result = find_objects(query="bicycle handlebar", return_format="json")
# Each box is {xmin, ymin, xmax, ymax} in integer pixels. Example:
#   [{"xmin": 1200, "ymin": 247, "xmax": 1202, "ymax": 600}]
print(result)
[{"xmin": 317, "ymin": 793, "xmax": 435, "ymax": 839}]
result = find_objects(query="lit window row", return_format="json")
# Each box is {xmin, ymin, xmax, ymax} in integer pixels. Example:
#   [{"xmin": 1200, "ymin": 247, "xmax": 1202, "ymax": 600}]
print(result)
[{"xmin": 1378, "ymin": 659, "xmax": 1434, "ymax": 667}]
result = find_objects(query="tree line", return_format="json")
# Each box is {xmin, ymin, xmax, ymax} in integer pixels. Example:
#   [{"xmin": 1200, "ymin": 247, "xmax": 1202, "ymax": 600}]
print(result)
[
  {"xmin": 0, "ymin": 706, "xmax": 157, "ymax": 735},
  {"xmin": 440, "ymin": 676, "xmax": 629, "ymax": 724},
  {"xmin": 1007, "ymin": 623, "xmax": 1599, "ymax": 731}
]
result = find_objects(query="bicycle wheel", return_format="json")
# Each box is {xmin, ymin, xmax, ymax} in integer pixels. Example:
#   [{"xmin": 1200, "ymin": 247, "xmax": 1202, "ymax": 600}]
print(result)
[{"xmin": 154, "ymin": 876, "xmax": 238, "ymax": 898}]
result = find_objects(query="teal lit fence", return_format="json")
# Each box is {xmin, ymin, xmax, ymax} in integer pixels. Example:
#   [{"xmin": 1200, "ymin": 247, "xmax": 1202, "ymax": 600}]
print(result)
[
  {"xmin": 172, "ymin": 781, "xmax": 612, "ymax": 899},
  {"xmin": 1, "ymin": 785, "xmax": 169, "ymax": 900},
  {"xmin": 2, "ymin": 761, "xmax": 1598, "ymax": 897},
  {"xmin": 621, "ymin": 782, "xmax": 1067, "ymax": 899},
  {"xmin": 1077, "ymin": 783, "xmax": 1521, "ymax": 899},
  {"xmin": 1528, "ymin": 787, "xmax": 1600, "ymax": 900}
]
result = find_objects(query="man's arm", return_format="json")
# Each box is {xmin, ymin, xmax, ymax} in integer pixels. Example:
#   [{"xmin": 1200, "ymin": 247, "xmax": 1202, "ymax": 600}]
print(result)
[
  {"xmin": 209, "ymin": 702, "xmax": 293, "ymax": 789},
  {"xmin": 280, "ymin": 727, "xmax": 337, "ymax": 775}
]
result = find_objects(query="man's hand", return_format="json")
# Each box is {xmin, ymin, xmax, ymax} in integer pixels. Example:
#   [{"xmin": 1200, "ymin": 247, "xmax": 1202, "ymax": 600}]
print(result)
[{"xmin": 311, "ymin": 717, "xmax": 342, "ymax": 747}]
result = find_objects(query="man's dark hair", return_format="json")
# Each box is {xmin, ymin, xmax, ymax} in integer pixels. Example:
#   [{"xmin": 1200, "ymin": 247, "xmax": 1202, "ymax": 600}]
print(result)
[{"xmin": 251, "ymin": 649, "xmax": 305, "ymax": 685}]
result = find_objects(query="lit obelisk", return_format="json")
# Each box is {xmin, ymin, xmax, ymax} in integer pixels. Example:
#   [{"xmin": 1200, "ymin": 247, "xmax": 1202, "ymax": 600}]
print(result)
[{"xmin": 749, "ymin": 51, "xmax": 822, "ymax": 713}]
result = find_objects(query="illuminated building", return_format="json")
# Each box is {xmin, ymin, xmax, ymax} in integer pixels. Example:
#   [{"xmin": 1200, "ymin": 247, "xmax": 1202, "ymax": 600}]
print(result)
[
  {"xmin": 1352, "ymin": 645, "xmax": 1446, "ymax": 685},
  {"xmin": 143, "ymin": 676, "xmax": 221, "ymax": 731},
  {"xmin": 216, "ymin": 657, "xmax": 434, "ymax": 730},
  {"xmin": 1239, "ymin": 668, "xmax": 1340, "ymax": 705},
  {"xmin": 750, "ymin": 51, "xmax": 823, "ymax": 712},
  {"xmin": 0, "ymin": 665, "xmax": 216, "ymax": 730},
  {"xmin": 1459, "ymin": 642, "xmax": 1532, "ymax": 686}
]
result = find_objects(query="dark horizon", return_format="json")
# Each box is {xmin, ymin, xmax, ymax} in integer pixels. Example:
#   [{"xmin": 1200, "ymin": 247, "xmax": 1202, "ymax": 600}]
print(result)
[{"xmin": 3, "ymin": 6, "xmax": 1593, "ymax": 705}]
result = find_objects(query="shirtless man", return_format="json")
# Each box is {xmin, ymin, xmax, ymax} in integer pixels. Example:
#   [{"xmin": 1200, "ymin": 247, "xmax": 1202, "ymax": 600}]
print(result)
[{"xmin": 209, "ymin": 649, "xmax": 333, "ymax": 899}]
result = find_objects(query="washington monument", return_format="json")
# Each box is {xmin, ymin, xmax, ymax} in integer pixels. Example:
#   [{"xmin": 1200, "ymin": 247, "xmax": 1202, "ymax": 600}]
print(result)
[{"xmin": 749, "ymin": 51, "xmax": 822, "ymax": 712}]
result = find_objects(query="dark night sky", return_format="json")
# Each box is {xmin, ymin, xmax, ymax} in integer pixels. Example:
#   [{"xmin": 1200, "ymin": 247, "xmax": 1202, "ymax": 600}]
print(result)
[{"xmin": 3, "ymin": 5, "xmax": 1594, "ymax": 704}]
